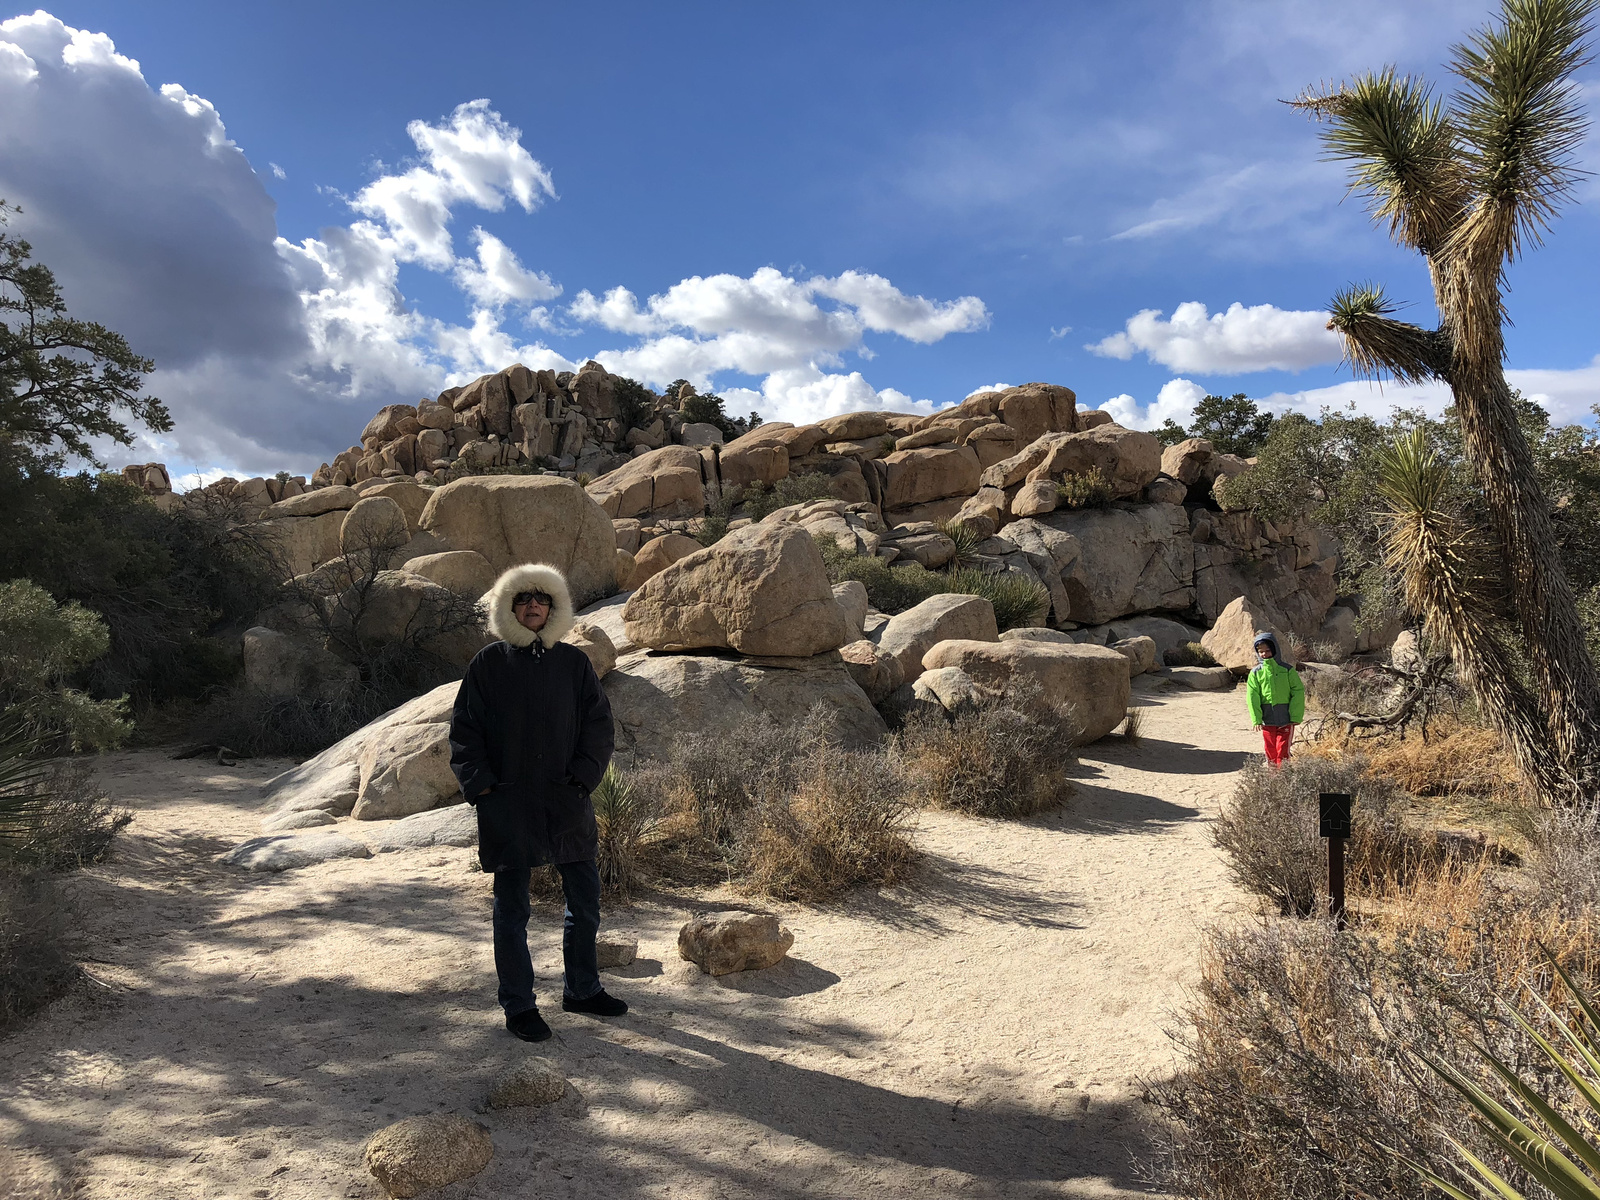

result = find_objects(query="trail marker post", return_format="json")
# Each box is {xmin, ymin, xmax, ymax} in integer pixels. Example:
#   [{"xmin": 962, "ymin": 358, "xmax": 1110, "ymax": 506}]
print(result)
[{"xmin": 1319, "ymin": 792, "xmax": 1352, "ymax": 929}]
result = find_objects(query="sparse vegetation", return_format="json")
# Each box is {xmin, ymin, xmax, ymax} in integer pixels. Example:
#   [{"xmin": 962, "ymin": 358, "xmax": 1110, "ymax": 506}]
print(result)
[
  {"xmin": 742, "ymin": 472, "xmax": 834, "ymax": 521},
  {"xmin": 0, "ymin": 870, "xmax": 77, "ymax": 1027},
  {"xmin": 938, "ymin": 519, "xmax": 984, "ymax": 570},
  {"xmin": 898, "ymin": 686, "xmax": 1078, "ymax": 818},
  {"xmin": 1165, "ymin": 641, "xmax": 1217, "ymax": 667},
  {"xmin": 1120, "ymin": 707, "xmax": 1144, "ymax": 745},
  {"xmin": 1057, "ymin": 467, "xmax": 1114, "ymax": 509},
  {"xmin": 818, "ymin": 537, "xmax": 1048, "ymax": 631},
  {"xmin": 592, "ymin": 763, "xmax": 657, "ymax": 899}
]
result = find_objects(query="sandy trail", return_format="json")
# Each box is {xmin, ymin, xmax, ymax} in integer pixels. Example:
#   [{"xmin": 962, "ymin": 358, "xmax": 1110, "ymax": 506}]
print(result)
[{"xmin": 0, "ymin": 681, "xmax": 1258, "ymax": 1199}]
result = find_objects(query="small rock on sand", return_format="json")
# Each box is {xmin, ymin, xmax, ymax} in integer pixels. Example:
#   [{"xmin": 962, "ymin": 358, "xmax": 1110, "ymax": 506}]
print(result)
[
  {"xmin": 488, "ymin": 1057, "xmax": 567, "ymax": 1108},
  {"xmin": 678, "ymin": 910, "xmax": 794, "ymax": 977},
  {"xmin": 596, "ymin": 934, "xmax": 638, "ymax": 969},
  {"xmin": 364, "ymin": 1113, "xmax": 492, "ymax": 1198}
]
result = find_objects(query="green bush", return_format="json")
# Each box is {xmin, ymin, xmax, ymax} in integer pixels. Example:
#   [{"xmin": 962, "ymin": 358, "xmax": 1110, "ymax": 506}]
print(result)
[
  {"xmin": 592, "ymin": 763, "xmax": 658, "ymax": 898},
  {"xmin": 1057, "ymin": 467, "xmax": 1114, "ymax": 509},
  {"xmin": 0, "ymin": 579, "xmax": 130, "ymax": 752},
  {"xmin": 8, "ymin": 759, "xmax": 130, "ymax": 872},
  {"xmin": 818, "ymin": 538, "xmax": 1049, "ymax": 629},
  {"xmin": 1165, "ymin": 640, "xmax": 1218, "ymax": 667},
  {"xmin": 938, "ymin": 519, "xmax": 984, "ymax": 569},
  {"xmin": 742, "ymin": 472, "xmax": 835, "ymax": 521}
]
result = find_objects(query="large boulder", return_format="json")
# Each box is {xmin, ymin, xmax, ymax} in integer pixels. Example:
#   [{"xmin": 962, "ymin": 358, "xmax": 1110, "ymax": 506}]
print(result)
[
  {"xmin": 259, "ymin": 681, "xmax": 457, "ymax": 820},
  {"xmin": 331, "ymin": 569, "xmax": 487, "ymax": 669},
  {"xmin": 364, "ymin": 1114, "xmax": 493, "ymax": 1199},
  {"xmin": 1105, "ymin": 615, "xmax": 1206, "ymax": 664},
  {"xmin": 360, "ymin": 480, "xmax": 430, "ymax": 532},
  {"xmin": 832, "ymin": 580, "xmax": 869, "ymax": 640},
  {"xmin": 242, "ymin": 627, "xmax": 359, "ymax": 698},
  {"xmin": 880, "ymin": 445, "xmax": 982, "ymax": 509},
  {"xmin": 585, "ymin": 446, "xmax": 705, "ymax": 519},
  {"xmin": 981, "ymin": 426, "xmax": 1161, "ymax": 499},
  {"xmin": 1043, "ymin": 504, "xmax": 1193, "ymax": 625},
  {"xmin": 628, "ymin": 533, "xmax": 703, "ymax": 590},
  {"xmin": 604, "ymin": 650, "xmax": 887, "ymax": 761},
  {"xmin": 402, "ymin": 550, "xmax": 496, "ymax": 600},
  {"xmin": 1201, "ymin": 595, "xmax": 1289, "ymax": 673},
  {"xmin": 838, "ymin": 639, "xmax": 905, "ymax": 703},
  {"xmin": 622, "ymin": 523, "xmax": 851, "ymax": 657},
  {"xmin": 259, "ymin": 509, "xmax": 346, "ymax": 578},
  {"xmin": 351, "ymin": 722, "xmax": 459, "ymax": 820},
  {"xmin": 221, "ymin": 831, "xmax": 372, "ymax": 873},
  {"xmin": 563, "ymin": 620, "xmax": 617, "ymax": 680},
  {"xmin": 920, "ymin": 639, "xmax": 1131, "ymax": 742},
  {"xmin": 369, "ymin": 804, "xmax": 477, "ymax": 853},
  {"xmin": 418, "ymin": 476, "xmax": 617, "ymax": 608},
  {"xmin": 264, "ymin": 485, "xmax": 360, "ymax": 519},
  {"xmin": 1160, "ymin": 438, "xmax": 1214, "ymax": 486},
  {"xmin": 340, "ymin": 495, "xmax": 410, "ymax": 556},
  {"xmin": 876, "ymin": 593, "xmax": 1000, "ymax": 680}
]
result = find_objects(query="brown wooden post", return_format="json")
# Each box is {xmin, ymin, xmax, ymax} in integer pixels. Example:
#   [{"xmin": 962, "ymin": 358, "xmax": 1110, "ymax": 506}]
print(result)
[{"xmin": 1319, "ymin": 792, "xmax": 1352, "ymax": 930}]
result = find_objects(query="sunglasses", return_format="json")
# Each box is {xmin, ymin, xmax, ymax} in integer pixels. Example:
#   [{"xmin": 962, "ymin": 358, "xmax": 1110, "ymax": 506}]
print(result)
[{"xmin": 513, "ymin": 591, "xmax": 553, "ymax": 609}]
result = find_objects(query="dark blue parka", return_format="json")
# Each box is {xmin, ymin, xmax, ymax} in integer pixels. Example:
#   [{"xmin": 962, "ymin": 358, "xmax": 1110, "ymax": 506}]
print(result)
[{"xmin": 449, "ymin": 563, "xmax": 614, "ymax": 871}]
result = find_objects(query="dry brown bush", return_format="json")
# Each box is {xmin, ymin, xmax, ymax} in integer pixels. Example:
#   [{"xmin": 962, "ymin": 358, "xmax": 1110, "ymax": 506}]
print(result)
[
  {"xmin": 12, "ymin": 760, "xmax": 131, "ymax": 872},
  {"xmin": 897, "ymin": 688, "xmax": 1078, "ymax": 818},
  {"xmin": 1363, "ymin": 719, "xmax": 1523, "ymax": 799},
  {"xmin": 649, "ymin": 708, "xmax": 918, "ymax": 902},
  {"xmin": 0, "ymin": 871, "xmax": 76, "ymax": 1027},
  {"xmin": 1213, "ymin": 756, "xmax": 1446, "ymax": 917},
  {"xmin": 741, "ymin": 745, "xmax": 917, "ymax": 901}
]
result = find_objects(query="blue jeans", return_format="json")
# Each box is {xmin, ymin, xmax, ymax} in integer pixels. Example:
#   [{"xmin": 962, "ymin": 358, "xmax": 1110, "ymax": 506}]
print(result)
[{"xmin": 492, "ymin": 861, "xmax": 602, "ymax": 1015}]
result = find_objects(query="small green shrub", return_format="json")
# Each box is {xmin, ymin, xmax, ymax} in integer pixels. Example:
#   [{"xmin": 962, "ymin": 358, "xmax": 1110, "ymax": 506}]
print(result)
[
  {"xmin": 0, "ymin": 579, "xmax": 130, "ymax": 753},
  {"xmin": 9, "ymin": 760, "xmax": 130, "ymax": 872},
  {"xmin": 1057, "ymin": 467, "xmax": 1114, "ymax": 509},
  {"xmin": 946, "ymin": 568, "xmax": 1050, "ymax": 632},
  {"xmin": 694, "ymin": 489, "xmax": 741, "ymax": 547},
  {"xmin": 743, "ymin": 472, "xmax": 834, "ymax": 521},
  {"xmin": 1166, "ymin": 640, "xmax": 1218, "ymax": 667}
]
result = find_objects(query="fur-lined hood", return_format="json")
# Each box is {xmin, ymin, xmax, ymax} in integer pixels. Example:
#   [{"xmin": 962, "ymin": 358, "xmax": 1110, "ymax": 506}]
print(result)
[
  {"xmin": 1252, "ymin": 630, "xmax": 1286, "ymax": 664},
  {"xmin": 483, "ymin": 563, "xmax": 576, "ymax": 649}
]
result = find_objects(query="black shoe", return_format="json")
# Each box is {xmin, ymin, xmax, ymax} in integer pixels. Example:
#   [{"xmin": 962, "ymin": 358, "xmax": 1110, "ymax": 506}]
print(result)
[
  {"xmin": 562, "ymin": 988, "xmax": 628, "ymax": 1017},
  {"xmin": 506, "ymin": 1006, "xmax": 552, "ymax": 1042}
]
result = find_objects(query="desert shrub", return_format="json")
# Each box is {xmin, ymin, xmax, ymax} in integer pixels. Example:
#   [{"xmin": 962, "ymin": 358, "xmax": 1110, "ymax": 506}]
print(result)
[
  {"xmin": 818, "ymin": 538, "xmax": 949, "ymax": 612},
  {"xmin": 1302, "ymin": 662, "xmax": 1386, "ymax": 716},
  {"xmin": 1213, "ymin": 756, "xmax": 1426, "ymax": 916},
  {"xmin": 0, "ymin": 871, "xmax": 77, "ymax": 1027},
  {"xmin": 0, "ymin": 579, "xmax": 130, "ymax": 753},
  {"xmin": 7, "ymin": 759, "xmax": 130, "ymax": 872},
  {"xmin": 694, "ymin": 488, "xmax": 741, "ymax": 547},
  {"xmin": 743, "ymin": 471, "xmax": 834, "ymax": 521},
  {"xmin": 680, "ymin": 390, "xmax": 736, "ymax": 438},
  {"xmin": 611, "ymin": 376, "xmax": 654, "ymax": 430},
  {"xmin": 661, "ymin": 708, "xmax": 916, "ymax": 900},
  {"xmin": 946, "ymin": 567, "xmax": 1050, "ymax": 632},
  {"xmin": 1149, "ymin": 897, "xmax": 1599, "ymax": 1200},
  {"xmin": 1365, "ymin": 720, "xmax": 1523, "ymax": 800},
  {"xmin": 898, "ymin": 688, "xmax": 1078, "ymax": 818},
  {"xmin": 1164, "ymin": 640, "xmax": 1217, "ymax": 667},
  {"xmin": 741, "ymin": 745, "xmax": 916, "ymax": 901},
  {"xmin": 1056, "ymin": 467, "xmax": 1113, "ymax": 509},
  {"xmin": 592, "ymin": 763, "xmax": 657, "ymax": 899}
]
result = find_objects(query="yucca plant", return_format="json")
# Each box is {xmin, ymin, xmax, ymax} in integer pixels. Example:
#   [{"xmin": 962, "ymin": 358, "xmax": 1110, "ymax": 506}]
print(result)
[
  {"xmin": 1403, "ymin": 945, "xmax": 1600, "ymax": 1199},
  {"xmin": 1296, "ymin": 0, "xmax": 1600, "ymax": 804},
  {"xmin": 946, "ymin": 567, "xmax": 1050, "ymax": 632},
  {"xmin": 591, "ymin": 763, "xmax": 655, "ymax": 899},
  {"xmin": 0, "ymin": 724, "xmax": 51, "ymax": 856},
  {"xmin": 1375, "ymin": 429, "xmax": 1569, "ymax": 800},
  {"xmin": 937, "ymin": 519, "xmax": 985, "ymax": 571}
]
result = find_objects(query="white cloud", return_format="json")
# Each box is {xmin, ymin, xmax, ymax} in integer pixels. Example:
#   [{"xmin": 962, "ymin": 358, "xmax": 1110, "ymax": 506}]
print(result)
[
  {"xmin": 453, "ymin": 229, "xmax": 561, "ymax": 310},
  {"xmin": 269, "ymin": 161, "xmax": 285, "ymax": 179},
  {"xmin": 348, "ymin": 98, "xmax": 554, "ymax": 271},
  {"xmin": 1100, "ymin": 378, "xmax": 1207, "ymax": 431},
  {"xmin": 1088, "ymin": 301, "xmax": 1341, "ymax": 373},
  {"xmin": 571, "ymin": 266, "xmax": 988, "ymax": 424},
  {"xmin": 965, "ymin": 382, "xmax": 1015, "ymax": 398}
]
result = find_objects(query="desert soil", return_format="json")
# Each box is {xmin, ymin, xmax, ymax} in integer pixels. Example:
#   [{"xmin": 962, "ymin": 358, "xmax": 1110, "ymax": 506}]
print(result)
[{"xmin": 0, "ymin": 681, "xmax": 1259, "ymax": 1200}]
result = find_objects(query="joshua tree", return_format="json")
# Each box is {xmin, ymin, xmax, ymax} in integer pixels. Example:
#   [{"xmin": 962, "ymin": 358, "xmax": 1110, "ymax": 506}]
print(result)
[{"xmin": 1295, "ymin": 0, "xmax": 1599, "ymax": 803}]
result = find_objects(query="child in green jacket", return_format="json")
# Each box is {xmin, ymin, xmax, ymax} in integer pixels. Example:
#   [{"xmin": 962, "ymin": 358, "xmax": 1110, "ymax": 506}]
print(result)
[{"xmin": 1247, "ymin": 631, "xmax": 1304, "ymax": 766}]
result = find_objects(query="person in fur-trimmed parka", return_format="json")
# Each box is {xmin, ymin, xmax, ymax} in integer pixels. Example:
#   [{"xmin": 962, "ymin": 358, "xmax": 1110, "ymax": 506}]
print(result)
[{"xmin": 449, "ymin": 562, "xmax": 625, "ymax": 1042}]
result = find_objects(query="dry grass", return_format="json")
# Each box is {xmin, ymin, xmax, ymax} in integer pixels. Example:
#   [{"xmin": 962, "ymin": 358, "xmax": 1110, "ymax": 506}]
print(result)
[
  {"xmin": 897, "ymin": 689, "xmax": 1077, "ymax": 819},
  {"xmin": 1120, "ymin": 707, "xmax": 1145, "ymax": 745},
  {"xmin": 12, "ymin": 760, "xmax": 131, "ymax": 872},
  {"xmin": 1165, "ymin": 640, "xmax": 1217, "ymax": 667},
  {"xmin": 0, "ymin": 871, "xmax": 77, "ymax": 1027}
]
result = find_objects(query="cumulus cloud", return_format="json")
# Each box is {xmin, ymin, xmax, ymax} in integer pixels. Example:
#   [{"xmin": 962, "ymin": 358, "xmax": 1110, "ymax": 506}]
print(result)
[
  {"xmin": 1099, "ymin": 379, "xmax": 1207, "ymax": 431},
  {"xmin": 1088, "ymin": 301, "xmax": 1341, "ymax": 374},
  {"xmin": 569, "ymin": 267, "xmax": 988, "ymax": 424},
  {"xmin": 0, "ymin": 12, "xmax": 986, "ymax": 469}
]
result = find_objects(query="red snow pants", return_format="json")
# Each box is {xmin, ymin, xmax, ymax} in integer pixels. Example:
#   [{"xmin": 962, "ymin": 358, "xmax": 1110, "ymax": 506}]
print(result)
[{"xmin": 1261, "ymin": 725, "xmax": 1293, "ymax": 766}]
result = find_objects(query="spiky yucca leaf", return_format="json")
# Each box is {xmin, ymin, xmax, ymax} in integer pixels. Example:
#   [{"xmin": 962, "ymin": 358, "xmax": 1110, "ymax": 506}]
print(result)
[
  {"xmin": 1402, "ymin": 944, "xmax": 1600, "ymax": 1200},
  {"xmin": 937, "ymin": 519, "xmax": 984, "ymax": 571},
  {"xmin": 0, "ymin": 725, "xmax": 51, "ymax": 852},
  {"xmin": 1292, "ymin": 67, "xmax": 1466, "ymax": 253},
  {"xmin": 1328, "ymin": 283, "xmax": 1453, "ymax": 383}
]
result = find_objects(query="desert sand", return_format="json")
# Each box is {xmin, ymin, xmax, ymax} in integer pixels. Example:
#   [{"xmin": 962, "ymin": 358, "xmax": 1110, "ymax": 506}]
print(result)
[{"xmin": 0, "ymin": 680, "xmax": 1259, "ymax": 1199}]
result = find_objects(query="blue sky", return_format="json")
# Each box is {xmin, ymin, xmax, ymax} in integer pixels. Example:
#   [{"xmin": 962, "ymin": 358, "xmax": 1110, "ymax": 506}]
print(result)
[{"xmin": 1, "ymin": 1, "xmax": 1596, "ymax": 479}]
